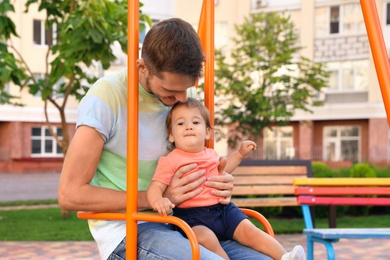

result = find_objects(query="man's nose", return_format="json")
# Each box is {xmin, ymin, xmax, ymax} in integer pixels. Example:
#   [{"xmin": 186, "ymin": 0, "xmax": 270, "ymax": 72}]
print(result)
[{"xmin": 175, "ymin": 91, "xmax": 187, "ymax": 103}]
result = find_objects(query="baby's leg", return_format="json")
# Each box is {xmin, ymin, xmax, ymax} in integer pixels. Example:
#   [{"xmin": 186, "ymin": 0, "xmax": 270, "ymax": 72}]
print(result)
[
  {"xmin": 233, "ymin": 219, "xmax": 286, "ymax": 259},
  {"xmin": 192, "ymin": 225, "xmax": 230, "ymax": 260}
]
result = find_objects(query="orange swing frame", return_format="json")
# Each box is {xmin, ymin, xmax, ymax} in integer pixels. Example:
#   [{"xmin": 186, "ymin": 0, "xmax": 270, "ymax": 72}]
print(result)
[{"xmin": 77, "ymin": 0, "xmax": 390, "ymax": 259}]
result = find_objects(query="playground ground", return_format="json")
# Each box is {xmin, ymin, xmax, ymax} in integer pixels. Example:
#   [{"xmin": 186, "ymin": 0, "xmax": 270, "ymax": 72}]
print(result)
[
  {"xmin": 0, "ymin": 234, "xmax": 389, "ymax": 259},
  {"xmin": 0, "ymin": 172, "xmax": 389, "ymax": 259}
]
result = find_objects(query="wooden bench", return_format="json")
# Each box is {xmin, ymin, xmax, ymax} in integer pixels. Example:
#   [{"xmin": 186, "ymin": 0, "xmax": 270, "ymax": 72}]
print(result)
[
  {"xmin": 293, "ymin": 178, "xmax": 390, "ymax": 260},
  {"xmin": 231, "ymin": 160, "xmax": 312, "ymax": 208}
]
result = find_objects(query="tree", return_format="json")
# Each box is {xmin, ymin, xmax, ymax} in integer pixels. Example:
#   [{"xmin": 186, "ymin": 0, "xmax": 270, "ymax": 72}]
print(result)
[
  {"xmin": 214, "ymin": 12, "xmax": 329, "ymax": 152},
  {"xmin": 0, "ymin": 0, "xmax": 151, "ymax": 217},
  {"xmin": 0, "ymin": 0, "xmax": 151, "ymax": 155}
]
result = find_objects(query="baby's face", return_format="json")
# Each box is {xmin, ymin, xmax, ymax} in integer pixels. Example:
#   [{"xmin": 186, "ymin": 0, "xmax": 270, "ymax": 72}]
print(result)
[{"xmin": 169, "ymin": 106, "xmax": 210, "ymax": 153}]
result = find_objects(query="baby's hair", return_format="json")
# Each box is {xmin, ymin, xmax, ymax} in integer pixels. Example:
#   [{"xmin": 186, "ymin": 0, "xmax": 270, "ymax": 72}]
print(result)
[{"xmin": 166, "ymin": 98, "xmax": 213, "ymax": 150}]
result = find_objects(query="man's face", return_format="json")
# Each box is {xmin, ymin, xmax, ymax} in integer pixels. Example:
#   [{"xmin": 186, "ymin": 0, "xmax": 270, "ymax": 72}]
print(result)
[{"xmin": 144, "ymin": 71, "xmax": 195, "ymax": 107}]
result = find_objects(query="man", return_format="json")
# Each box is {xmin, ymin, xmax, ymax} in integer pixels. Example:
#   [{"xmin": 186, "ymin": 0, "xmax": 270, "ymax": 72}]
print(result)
[{"xmin": 58, "ymin": 18, "xmax": 271, "ymax": 260}]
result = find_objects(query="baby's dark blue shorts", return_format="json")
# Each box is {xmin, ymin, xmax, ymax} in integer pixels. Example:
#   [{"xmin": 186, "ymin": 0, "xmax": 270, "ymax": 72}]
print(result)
[{"xmin": 173, "ymin": 202, "xmax": 248, "ymax": 241}]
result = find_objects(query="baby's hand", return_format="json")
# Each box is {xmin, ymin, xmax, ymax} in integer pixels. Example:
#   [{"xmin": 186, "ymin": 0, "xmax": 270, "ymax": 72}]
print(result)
[
  {"xmin": 239, "ymin": 140, "xmax": 257, "ymax": 157},
  {"xmin": 153, "ymin": 198, "xmax": 175, "ymax": 216}
]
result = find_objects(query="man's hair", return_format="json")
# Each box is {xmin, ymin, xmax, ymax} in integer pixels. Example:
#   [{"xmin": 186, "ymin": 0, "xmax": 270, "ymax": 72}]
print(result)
[{"xmin": 141, "ymin": 18, "xmax": 205, "ymax": 83}]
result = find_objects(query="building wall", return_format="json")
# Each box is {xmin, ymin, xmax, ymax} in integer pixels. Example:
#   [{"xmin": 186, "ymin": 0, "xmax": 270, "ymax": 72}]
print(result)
[{"xmin": 2, "ymin": 0, "xmax": 389, "ymax": 172}]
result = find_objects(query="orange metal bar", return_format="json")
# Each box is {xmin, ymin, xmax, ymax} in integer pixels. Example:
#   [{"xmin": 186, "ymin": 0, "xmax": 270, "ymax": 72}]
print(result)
[
  {"xmin": 78, "ymin": 1, "xmax": 276, "ymax": 259},
  {"xmin": 360, "ymin": 0, "xmax": 390, "ymax": 126},
  {"xmin": 198, "ymin": 0, "xmax": 215, "ymax": 149},
  {"xmin": 133, "ymin": 213, "xmax": 201, "ymax": 258},
  {"xmin": 127, "ymin": 0, "xmax": 139, "ymax": 259},
  {"xmin": 77, "ymin": 212, "xmax": 201, "ymax": 259}
]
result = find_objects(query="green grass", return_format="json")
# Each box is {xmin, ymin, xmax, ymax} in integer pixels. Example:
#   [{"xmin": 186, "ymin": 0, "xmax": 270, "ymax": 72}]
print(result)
[
  {"xmin": 0, "ymin": 207, "xmax": 93, "ymax": 241},
  {"xmin": 1, "ymin": 203, "xmax": 389, "ymax": 241}
]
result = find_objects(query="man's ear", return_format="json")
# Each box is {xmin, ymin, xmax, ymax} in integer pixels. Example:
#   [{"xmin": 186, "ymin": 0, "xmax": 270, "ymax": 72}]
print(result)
[{"xmin": 136, "ymin": 59, "xmax": 146, "ymax": 72}]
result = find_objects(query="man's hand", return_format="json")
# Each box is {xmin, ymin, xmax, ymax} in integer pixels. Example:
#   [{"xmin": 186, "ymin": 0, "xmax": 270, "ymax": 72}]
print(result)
[
  {"xmin": 163, "ymin": 163, "xmax": 206, "ymax": 206},
  {"xmin": 205, "ymin": 158, "xmax": 234, "ymax": 204}
]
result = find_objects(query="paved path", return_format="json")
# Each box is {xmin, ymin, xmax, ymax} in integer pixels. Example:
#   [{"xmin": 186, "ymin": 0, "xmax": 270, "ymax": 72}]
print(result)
[
  {"xmin": 1, "ymin": 172, "xmax": 389, "ymax": 259},
  {"xmin": 0, "ymin": 172, "xmax": 60, "ymax": 202},
  {"xmin": 0, "ymin": 234, "xmax": 389, "ymax": 259}
]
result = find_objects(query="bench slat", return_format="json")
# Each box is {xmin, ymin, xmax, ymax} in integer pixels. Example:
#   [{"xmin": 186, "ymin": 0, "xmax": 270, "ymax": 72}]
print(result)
[
  {"xmin": 295, "ymin": 186, "xmax": 390, "ymax": 195},
  {"xmin": 297, "ymin": 196, "xmax": 390, "ymax": 206},
  {"xmin": 232, "ymin": 197, "xmax": 298, "ymax": 207},
  {"xmin": 234, "ymin": 175, "xmax": 304, "ymax": 185},
  {"xmin": 233, "ymin": 185, "xmax": 294, "ymax": 195},
  {"xmin": 233, "ymin": 166, "xmax": 308, "ymax": 175},
  {"xmin": 294, "ymin": 177, "xmax": 390, "ymax": 186},
  {"xmin": 303, "ymin": 228, "xmax": 390, "ymax": 239}
]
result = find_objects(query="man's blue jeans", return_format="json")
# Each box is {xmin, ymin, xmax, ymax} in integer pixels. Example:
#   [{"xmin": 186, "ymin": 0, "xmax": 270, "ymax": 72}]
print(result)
[{"xmin": 108, "ymin": 222, "xmax": 272, "ymax": 259}]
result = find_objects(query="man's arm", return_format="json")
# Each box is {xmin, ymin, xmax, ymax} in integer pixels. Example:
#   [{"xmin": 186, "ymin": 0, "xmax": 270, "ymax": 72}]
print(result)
[{"xmin": 58, "ymin": 126, "xmax": 131, "ymax": 212}]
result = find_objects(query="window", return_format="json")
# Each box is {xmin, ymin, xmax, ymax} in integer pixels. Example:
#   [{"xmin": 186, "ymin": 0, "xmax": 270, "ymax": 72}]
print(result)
[
  {"xmin": 251, "ymin": 0, "xmax": 268, "ymax": 9},
  {"xmin": 323, "ymin": 126, "xmax": 360, "ymax": 163},
  {"xmin": 315, "ymin": 3, "xmax": 365, "ymax": 37},
  {"xmin": 33, "ymin": 19, "xmax": 56, "ymax": 46},
  {"xmin": 263, "ymin": 126, "xmax": 294, "ymax": 160},
  {"xmin": 330, "ymin": 6, "xmax": 340, "ymax": 34},
  {"xmin": 343, "ymin": 4, "xmax": 365, "ymax": 34},
  {"xmin": 31, "ymin": 126, "xmax": 63, "ymax": 157},
  {"xmin": 326, "ymin": 60, "xmax": 369, "ymax": 91}
]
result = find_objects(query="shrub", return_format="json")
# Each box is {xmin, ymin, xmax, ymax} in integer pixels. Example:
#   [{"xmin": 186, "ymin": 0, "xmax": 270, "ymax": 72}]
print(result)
[
  {"xmin": 349, "ymin": 163, "xmax": 376, "ymax": 178},
  {"xmin": 312, "ymin": 162, "xmax": 333, "ymax": 177},
  {"xmin": 372, "ymin": 166, "xmax": 390, "ymax": 177}
]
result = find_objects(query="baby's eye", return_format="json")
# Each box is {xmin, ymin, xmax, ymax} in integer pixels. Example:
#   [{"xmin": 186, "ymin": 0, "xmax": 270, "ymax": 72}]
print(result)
[
  {"xmin": 193, "ymin": 121, "xmax": 200, "ymax": 125},
  {"xmin": 177, "ymin": 122, "xmax": 184, "ymax": 126}
]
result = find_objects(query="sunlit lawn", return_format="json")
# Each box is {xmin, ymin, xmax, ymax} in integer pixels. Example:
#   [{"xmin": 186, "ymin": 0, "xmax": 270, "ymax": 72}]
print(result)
[{"xmin": 1, "ymin": 201, "xmax": 389, "ymax": 241}]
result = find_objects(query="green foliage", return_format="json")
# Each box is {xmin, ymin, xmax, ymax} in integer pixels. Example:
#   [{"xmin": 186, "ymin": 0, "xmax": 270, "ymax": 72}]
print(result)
[
  {"xmin": 0, "ymin": 0, "xmax": 152, "ymax": 154},
  {"xmin": 214, "ymin": 12, "xmax": 329, "ymax": 149},
  {"xmin": 372, "ymin": 166, "xmax": 390, "ymax": 177},
  {"xmin": 349, "ymin": 163, "xmax": 376, "ymax": 178},
  {"xmin": 0, "ymin": 0, "xmax": 151, "ymax": 105},
  {"xmin": 333, "ymin": 167, "xmax": 350, "ymax": 177},
  {"xmin": 312, "ymin": 162, "xmax": 333, "ymax": 178},
  {"xmin": 347, "ymin": 163, "xmax": 377, "ymax": 215}
]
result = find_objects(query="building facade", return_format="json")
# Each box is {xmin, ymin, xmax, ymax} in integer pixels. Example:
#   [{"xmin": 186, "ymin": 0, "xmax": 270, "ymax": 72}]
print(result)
[
  {"xmin": 1, "ymin": 0, "xmax": 389, "ymax": 172},
  {"xmin": 176, "ymin": 0, "xmax": 390, "ymax": 168},
  {"xmin": 0, "ymin": 0, "xmax": 174, "ymax": 172}
]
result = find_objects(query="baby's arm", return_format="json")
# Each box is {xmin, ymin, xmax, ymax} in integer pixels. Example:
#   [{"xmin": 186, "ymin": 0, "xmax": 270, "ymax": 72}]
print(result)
[
  {"xmin": 147, "ymin": 180, "xmax": 175, "ymax": 216},
  {"xmin": 225, "ymin": 140, "xmax": 257, "ymax": 173}
]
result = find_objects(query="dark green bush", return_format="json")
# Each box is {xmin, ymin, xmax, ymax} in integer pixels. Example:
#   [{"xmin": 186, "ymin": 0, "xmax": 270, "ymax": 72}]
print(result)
[
  {"xmin": 312, "ymin": 162, "xmax": 333, "ymax": 177},
  {"xmin": 372, "ymin": 166, "xmax": 390, "ymax": 177},
  {"xmin": 333, "ymin": 167, "xmax": 350, "ymax": 177},
  {"xmin": 349, "ymin": 163, "xmax": 376, "ymax": 178}
]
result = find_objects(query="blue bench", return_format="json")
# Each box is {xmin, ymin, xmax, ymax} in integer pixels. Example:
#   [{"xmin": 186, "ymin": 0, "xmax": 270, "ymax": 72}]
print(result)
[{"xmin": 293, "ymin": 178, "xmax": 390, "ymax": 260}]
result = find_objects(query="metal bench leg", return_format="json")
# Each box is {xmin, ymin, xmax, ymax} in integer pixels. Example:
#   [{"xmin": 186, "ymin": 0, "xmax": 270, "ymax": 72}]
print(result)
[
  {"xmin": 306, "ymin": 236, "xmax": 314, "ymax": 260},
  {"xmin": 311, "ymin": 237, "xmax": 336, "ymax": 260}
]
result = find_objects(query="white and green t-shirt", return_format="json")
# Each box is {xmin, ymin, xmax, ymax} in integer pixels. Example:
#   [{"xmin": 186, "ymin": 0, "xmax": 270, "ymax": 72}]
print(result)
[{"xmin": 76, "ymin": 68, "xmax": 198, "ymax": 259}]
